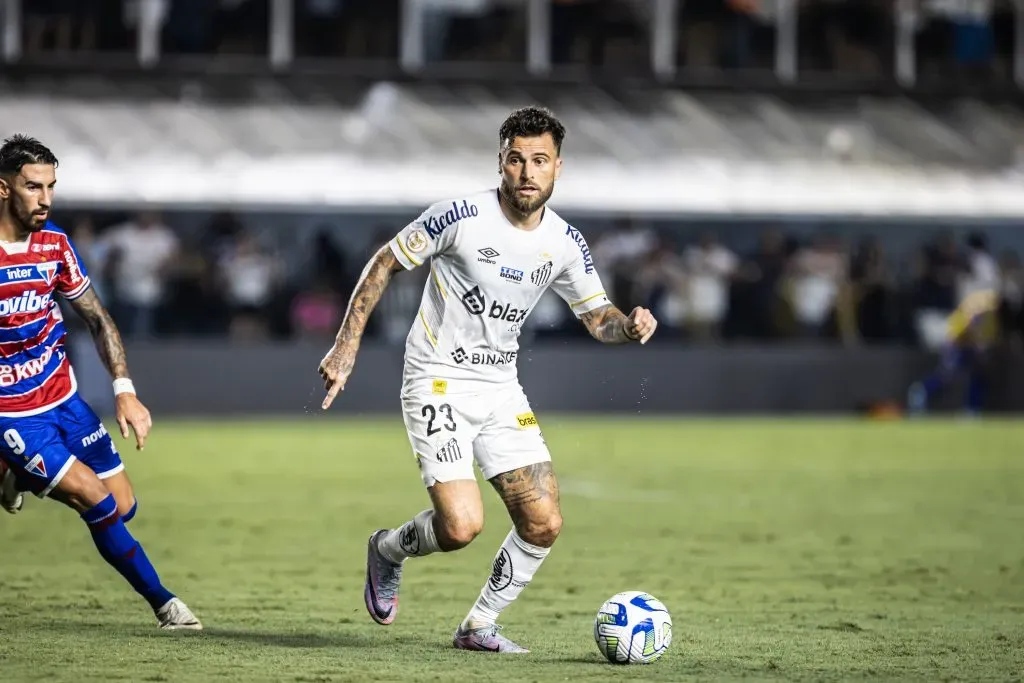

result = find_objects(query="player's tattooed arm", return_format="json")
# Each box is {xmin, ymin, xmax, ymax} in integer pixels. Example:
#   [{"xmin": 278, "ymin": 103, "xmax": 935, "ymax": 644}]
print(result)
[
  {"xmin": 579, "ymin": 304, "xmax": 634, "ymax": 344},
  {"xmin": 579, "ymin": 303, "xmax": 658, "ymax": 345},
  {"xmin": 334, "ymin": 245, "xmax": 405, "ymax": 347},
  {"xmin": 319, "ymin": 244, "xmax": 406, "ymax": 409},
  {"xmin": 68, "ymin": 288, "xmax": 130, "ymax": 379}
]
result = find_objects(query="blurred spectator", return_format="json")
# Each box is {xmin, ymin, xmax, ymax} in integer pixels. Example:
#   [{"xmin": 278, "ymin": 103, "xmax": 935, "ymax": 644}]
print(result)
[
  {"xmin": 219, "ymin": 231, "xmax": 284, "ymax": 341},
  {"xmin": 728, "ymin": 228, "xmax": 790, "ymax": 339},
  {"xmin": 290, "ymin": 279, "xmax": 344, "ymax": 340},
  {"xmin": 682, "ymin": 232, "xmax": 738, "ymax": 340},
  {"xmin": 632, "ymin": 240, "xmax": 688, "ymax": 335},
  {"xmin": 68, "ymin": 215, "xmax": 113, "ymax": 303},
  {"xmin": 959, "ymin": 231, "xmax": 1000, "ymax": 303},
  {"xmin": 24, "ymin": 0, "xmax": 100, "ymax": 54},
  {"xmin": 592, "ymin": 219, "xmax": 657, "ymax": 305},
  {"xmin": 102, "ymin": 212, "xmax": 180, "ymax": 340},
  {"xmin": 785, "ymin": 234, "xmax": 850, "ymax": 340},
  {"xmin": 998, "ymin": 250, "xmax": 1024, "ymax": 349},
  {"xmin": 850, "ymin": 236, "xmax": 894, "ymax": 342}
]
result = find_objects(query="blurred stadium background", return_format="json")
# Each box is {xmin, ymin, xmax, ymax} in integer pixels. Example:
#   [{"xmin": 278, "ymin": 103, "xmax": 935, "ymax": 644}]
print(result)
[
  {"xmin": 3, "ymin": 0, "xmax": 1024, "ymax": 417},
  {"xmin": 3, "ymin": 3, "xmax": 1024, "ymax": 682}
]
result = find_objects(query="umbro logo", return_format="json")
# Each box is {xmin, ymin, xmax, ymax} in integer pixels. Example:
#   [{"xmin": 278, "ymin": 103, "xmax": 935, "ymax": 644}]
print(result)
[{"xmin": 477, "ymin": 247, "xmax": 500, "ymax": 265}]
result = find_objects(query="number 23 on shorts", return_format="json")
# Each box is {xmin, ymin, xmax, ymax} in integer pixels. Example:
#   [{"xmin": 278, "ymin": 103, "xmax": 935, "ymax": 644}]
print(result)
[{"xmin": 421, "ymin": 403, "xmax": 457, "ymax": 436}]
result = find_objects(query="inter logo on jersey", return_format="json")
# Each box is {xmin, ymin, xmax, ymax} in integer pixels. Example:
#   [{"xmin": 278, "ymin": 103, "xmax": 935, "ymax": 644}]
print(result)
[
  {"xmin": 530, "ymin": 261, "xmax": 553, "ymax": 287},
  {"xmin": 500, "ymin": 266, "xmax": 524, "ymax": 284}
]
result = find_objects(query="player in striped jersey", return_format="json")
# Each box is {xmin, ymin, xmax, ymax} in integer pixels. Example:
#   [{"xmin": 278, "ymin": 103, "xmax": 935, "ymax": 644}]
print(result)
[{"xmin": 0, "ymin": 135, "xmax": 201, "ymax": 630}]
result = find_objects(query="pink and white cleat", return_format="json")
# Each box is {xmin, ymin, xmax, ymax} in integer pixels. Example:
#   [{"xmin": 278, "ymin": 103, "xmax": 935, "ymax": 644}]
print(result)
[
  {"xmin": 453, "ymin": 624, "xmax": 530, "ymax": 653},
  {"xmin": 364, "ymin": 529, "xmax": 403, "ymax": 625}
]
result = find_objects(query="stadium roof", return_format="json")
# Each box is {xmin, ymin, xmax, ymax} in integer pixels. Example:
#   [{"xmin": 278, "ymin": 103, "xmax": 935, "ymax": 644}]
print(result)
[{"xmin": 2, "ymin": 76, "xmax": 1023, "ymax": 216}]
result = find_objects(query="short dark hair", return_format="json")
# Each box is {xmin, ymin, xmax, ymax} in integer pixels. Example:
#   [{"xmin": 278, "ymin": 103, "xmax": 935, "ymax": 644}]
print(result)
[
  {"xmin": 0, "ymin": 135, "xmax": 59, "ymax": 176},
  {"xmin": 499, "ymin": 107, "xmax": 566, "ymax": 153}
]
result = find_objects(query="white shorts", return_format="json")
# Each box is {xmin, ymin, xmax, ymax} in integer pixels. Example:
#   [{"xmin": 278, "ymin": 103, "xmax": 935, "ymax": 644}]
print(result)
[{"xmin": 401, "ymin": 384, "xmax": 550, "ymax": 487}]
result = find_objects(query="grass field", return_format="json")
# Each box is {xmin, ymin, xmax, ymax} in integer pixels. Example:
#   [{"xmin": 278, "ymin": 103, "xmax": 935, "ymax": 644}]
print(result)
[{"xmin": 1, "ymin": 417, "xmax": 1022, "ymax": 682}]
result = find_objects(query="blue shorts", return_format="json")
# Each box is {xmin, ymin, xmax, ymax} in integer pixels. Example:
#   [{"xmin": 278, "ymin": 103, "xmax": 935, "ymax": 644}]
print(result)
[
  {"xmin": 0, "ymin": 393, "xmax": 122, "ymax": 498},
  {"xmin": 939, "ymin": 344, "xmax": 977, "ymax": 374}
]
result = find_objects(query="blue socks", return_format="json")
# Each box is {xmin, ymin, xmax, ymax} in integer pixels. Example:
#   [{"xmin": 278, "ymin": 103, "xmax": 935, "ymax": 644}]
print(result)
[
  {"xmin": 81, "ymin": 494, "xmax": 173, "ymax": 611},
  {"xmin": 122, "ymin": 499, "xmax": 138, "ymax": 524}
]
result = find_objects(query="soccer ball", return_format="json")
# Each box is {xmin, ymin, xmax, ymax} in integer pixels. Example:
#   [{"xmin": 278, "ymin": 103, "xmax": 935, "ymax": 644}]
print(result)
[{"xmin": 593, "ymin": 591, "xmax": 672, "ymax": 664}]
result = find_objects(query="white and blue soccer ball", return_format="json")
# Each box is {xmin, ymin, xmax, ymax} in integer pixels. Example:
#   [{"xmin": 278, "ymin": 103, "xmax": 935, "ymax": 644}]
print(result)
[{"xmin": 593, "ymin": 591, "xmax": 673, "ymax": 664}]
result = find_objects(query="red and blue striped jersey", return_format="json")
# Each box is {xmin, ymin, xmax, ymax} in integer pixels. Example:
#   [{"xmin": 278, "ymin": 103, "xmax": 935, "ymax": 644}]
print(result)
[{"xmin": 0, "ymin": 223, "xmax": 91, "ymax": 416}]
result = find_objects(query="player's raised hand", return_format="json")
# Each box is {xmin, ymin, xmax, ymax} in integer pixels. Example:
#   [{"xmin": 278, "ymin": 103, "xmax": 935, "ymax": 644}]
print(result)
[
  {"xmin": 115, "ymin": 393, "xmax": 152, "ymax": 451},
  {"xmin": 625, "ymin": 307, "xmax": 658, "ymax": 345},
  {"xmin": 319, "ymin": 343, "xmax": 357, "ymax": 410}
]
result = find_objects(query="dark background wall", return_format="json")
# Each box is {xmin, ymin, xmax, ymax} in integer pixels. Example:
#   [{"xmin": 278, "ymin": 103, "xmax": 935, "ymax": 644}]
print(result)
[{"xmin": 69, "ymin": 340, "xmax": 1019, "ymax": 417}]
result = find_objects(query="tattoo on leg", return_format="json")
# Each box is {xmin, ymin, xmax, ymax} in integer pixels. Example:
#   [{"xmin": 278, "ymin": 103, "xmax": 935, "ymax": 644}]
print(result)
[{"xmin": 489, "ymin": 462, "xmax": 559, "ymax": 526}]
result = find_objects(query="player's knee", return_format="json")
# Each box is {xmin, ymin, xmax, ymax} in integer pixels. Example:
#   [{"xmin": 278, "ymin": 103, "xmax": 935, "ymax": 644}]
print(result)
[
  {"xmin": 435, "ymin": 516, "xmax": 483, "ymax": 552},
  {"xmin": 516, "ymin": 511, "xmax": 562, "ymax": 548},
  {"xmin": 50, "ymin": 461, "xmax": 110, "ymax": 514},
  {"xmin": 120, "ymin": 498, "xmax": 138, "ymax": 523}
]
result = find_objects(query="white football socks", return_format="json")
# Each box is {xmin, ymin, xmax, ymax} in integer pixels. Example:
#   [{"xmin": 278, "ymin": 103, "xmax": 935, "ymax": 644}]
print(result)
[
  {"xmin": 462, "ymin": 528, "xmax": 550, "ymax": 629},
  {"xmin": 378, "ymin": 509, "xmax": 441, "ymax": 564}
]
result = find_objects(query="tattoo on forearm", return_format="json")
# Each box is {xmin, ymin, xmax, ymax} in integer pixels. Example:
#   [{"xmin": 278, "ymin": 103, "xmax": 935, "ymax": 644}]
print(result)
[
  {"xmin": 336, "ymin": 245, "xmax": 402, "ymax": 347},
  {"xmin": 489, "ymin": 462, "xmax": 560, "ymax": 525},
  {"xmin": 69, "ymin": 289, "xmax": 129, "ymax": 379},
  {"xmin": 579, "ymin": 304, "xmax": 632, "ymax": 344}
]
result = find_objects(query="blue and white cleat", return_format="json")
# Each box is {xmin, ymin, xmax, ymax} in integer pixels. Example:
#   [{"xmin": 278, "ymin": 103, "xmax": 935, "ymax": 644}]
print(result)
[
  {"xmin": 0, "ymin": 462, "xmax": 23, "ymax": 514},
  {"xmin": 453, "ymin": 623, "xmax": 530, "ymax": 653},
  {"xmin": 364, "ymin": 529, "xmax": 403, "ymax": 625}
]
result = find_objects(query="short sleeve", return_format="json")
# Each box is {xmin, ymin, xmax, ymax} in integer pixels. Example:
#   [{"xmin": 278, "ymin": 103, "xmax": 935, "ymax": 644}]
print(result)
[
  {"xmin": 389, "ymin": 200, "xmax": 464, "ymax": 270},
  {"xmin": 550, "ymin": 225, "xmax": 611, "ymax": 318},
  {"xmin": 56, "ymin": 235, "xmax": 92, "ymax": 300}
]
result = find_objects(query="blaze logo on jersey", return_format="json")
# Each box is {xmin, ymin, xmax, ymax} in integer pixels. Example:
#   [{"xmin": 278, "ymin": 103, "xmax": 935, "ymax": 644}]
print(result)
[
  {"xmin": 422, "ymin": 200, "xmax": 479, "ymax": 240},
  {"xmin": 461, "ymin": 286, "xmax": 486, "ymax": 315},
  {"xmin": 530, "ymin": 261, "xmax": 553, "ymax": 287},
  {"xmin": 566, "ymin": 225, "xmax": 595, "ymax": 274},
  {"xmin": 0, "ymin": 291, "xmax": 52, "ymax": 317},
  {"xmin": 460, "ymin": 286, "xmax": 529, "ymax": 324},
  {"xmin": 500, "ymin": 266, "xmax": 524, "ymax": 283}
]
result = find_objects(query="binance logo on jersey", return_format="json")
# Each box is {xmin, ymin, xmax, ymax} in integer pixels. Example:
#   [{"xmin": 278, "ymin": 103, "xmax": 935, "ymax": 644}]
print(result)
[
  {"xmin": 422, "ymin": 200, "xmax": 479, "ymax": 240},
  {"xmin": 565, "ymin": 225, "xmax": 595, "ymax": 274}
]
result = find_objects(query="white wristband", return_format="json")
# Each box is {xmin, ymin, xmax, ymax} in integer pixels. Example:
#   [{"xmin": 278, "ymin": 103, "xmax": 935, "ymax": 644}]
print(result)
[{"xmin": 113, "ymin": 378, "xmax": 136, "ymax": 396}]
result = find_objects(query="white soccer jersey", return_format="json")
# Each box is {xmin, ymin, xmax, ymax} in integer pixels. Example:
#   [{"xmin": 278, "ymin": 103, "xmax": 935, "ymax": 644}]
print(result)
[{"xmin": 389, "ymin": 188, "xmax": 610, "ymax": 392}]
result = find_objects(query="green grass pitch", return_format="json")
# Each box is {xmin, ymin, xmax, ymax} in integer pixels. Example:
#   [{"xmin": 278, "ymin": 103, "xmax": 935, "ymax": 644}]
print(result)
[{"xmin": 1, "ymin": 417, "xmax": 1022, "ymax": 682}]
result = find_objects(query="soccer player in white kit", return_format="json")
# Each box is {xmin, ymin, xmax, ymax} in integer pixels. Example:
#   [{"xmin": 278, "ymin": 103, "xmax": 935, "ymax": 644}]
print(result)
[{"xmin": 318, "ymin": 107, "xmax": 658, "ymax": 653}]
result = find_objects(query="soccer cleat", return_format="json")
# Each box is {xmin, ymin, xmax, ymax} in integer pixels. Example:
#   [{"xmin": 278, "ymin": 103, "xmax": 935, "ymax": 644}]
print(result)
[
  {"xmin": 0, "ymin": 462, "xmax": 23, "ymax": 514},
  {"xmin": 453, "ymin": 624, "xmax": 530, "ymax": 653},
  {"xmin": 364, "ymin": 529, "xmax": 403, "ymax": 625},
  {"xmin": 155, "ymin": 598, "xmax": 203, "ymax": 631}
]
